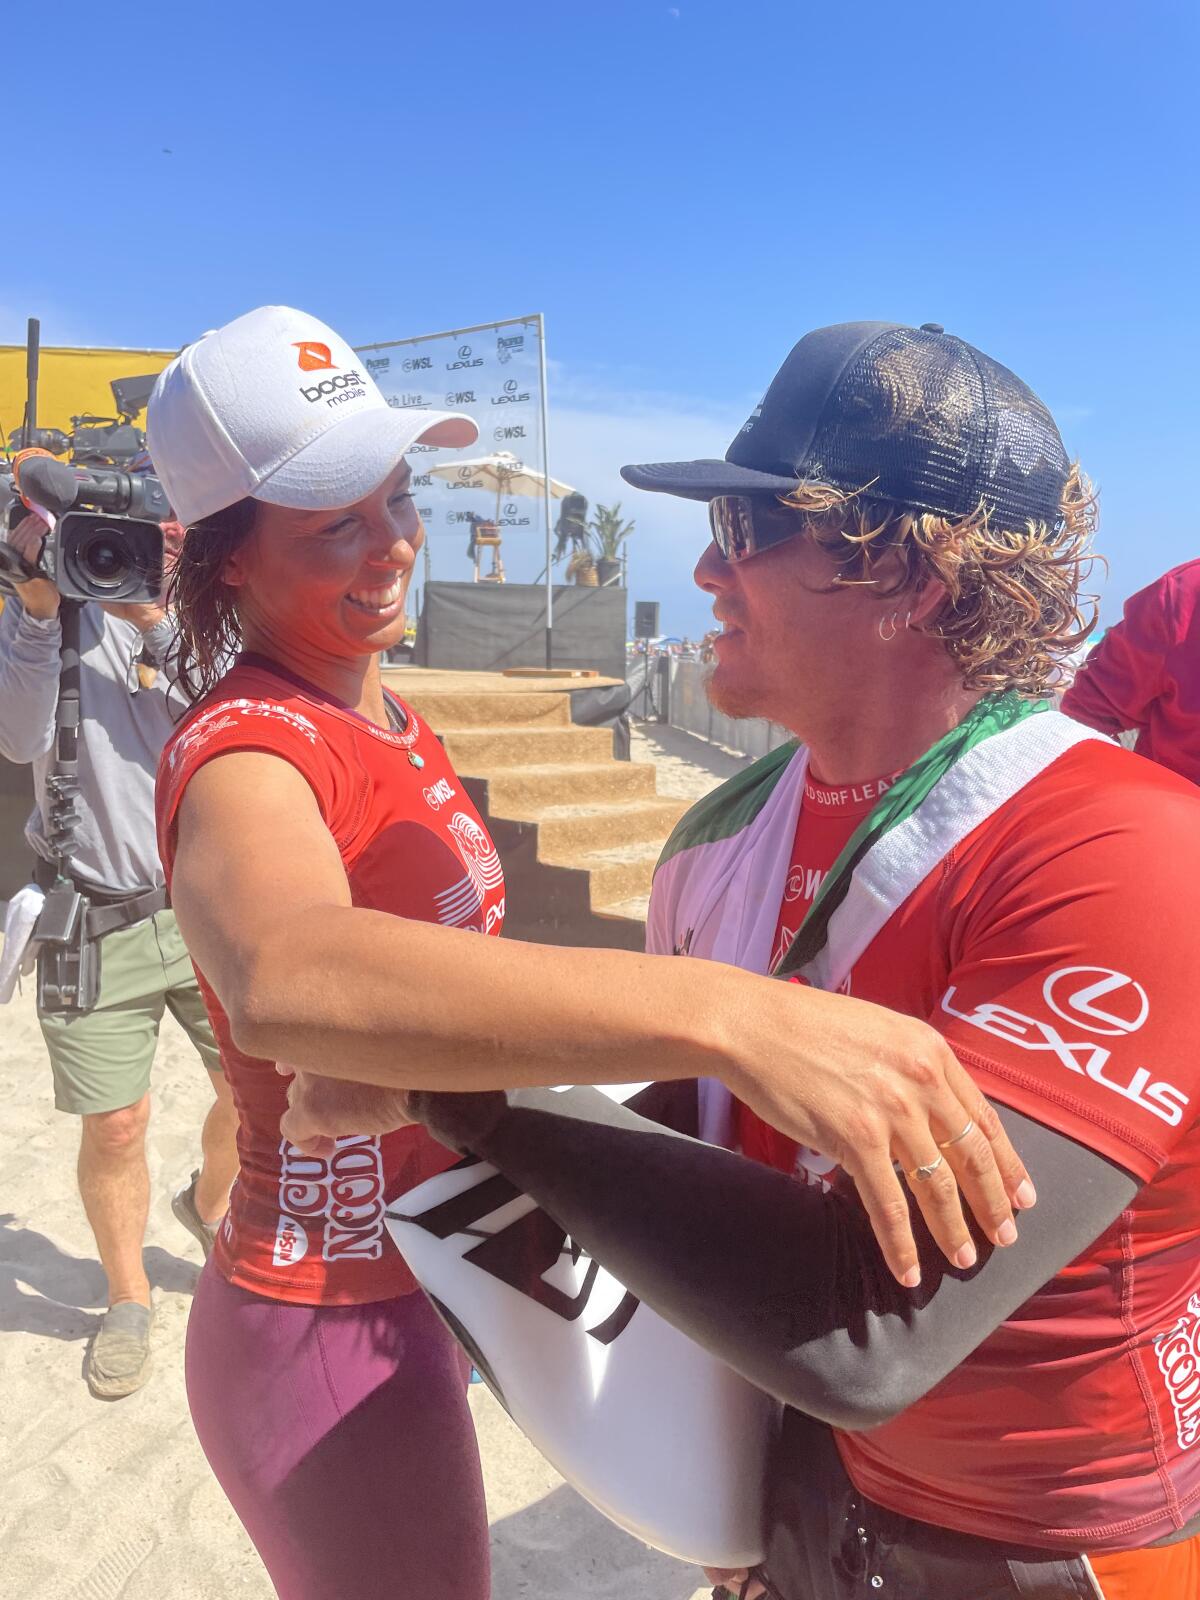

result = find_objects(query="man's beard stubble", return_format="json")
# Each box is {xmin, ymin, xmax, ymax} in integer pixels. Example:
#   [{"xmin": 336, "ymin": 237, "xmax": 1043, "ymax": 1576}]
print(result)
[{"xmin": 704, "ymin": 657, "xmax": 766, "ymax": 724}]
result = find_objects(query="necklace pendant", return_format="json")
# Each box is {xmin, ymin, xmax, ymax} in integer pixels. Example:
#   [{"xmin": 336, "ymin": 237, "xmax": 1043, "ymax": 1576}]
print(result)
[{"xmin": 408, "ymin": 751, "xmax": 425, "ymax": 770}]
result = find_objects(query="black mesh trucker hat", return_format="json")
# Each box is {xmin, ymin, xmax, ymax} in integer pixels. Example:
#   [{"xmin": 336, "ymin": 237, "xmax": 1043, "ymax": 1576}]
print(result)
[{"xmin": 621, "ymin": 322, "xmax": 1070, "ymax": 528}]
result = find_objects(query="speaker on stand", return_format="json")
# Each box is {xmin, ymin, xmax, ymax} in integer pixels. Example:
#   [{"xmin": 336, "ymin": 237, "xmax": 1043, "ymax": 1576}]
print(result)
[{"xmin": 632, "ymin": 601, "xmax": 662, "ymax": 720}]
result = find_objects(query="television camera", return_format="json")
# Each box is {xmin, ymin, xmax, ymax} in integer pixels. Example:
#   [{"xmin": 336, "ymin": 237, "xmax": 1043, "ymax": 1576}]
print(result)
[{"xmin": 1, "ymin": 327, "xmax": 166, "ymax": 606}]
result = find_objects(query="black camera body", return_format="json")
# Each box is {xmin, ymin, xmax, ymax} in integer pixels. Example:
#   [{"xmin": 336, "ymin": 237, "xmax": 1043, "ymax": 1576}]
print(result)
[{"xmin": 1, "ymin": 457, "xmax": 168, "ymax": 604}]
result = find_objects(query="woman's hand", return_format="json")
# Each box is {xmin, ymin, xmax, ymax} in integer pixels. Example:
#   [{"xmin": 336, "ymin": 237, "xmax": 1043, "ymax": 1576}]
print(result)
[
  {"xmin": 278, "ymin": 1066, "xmax": 414, "ymax": 1156},
  {"xmin": 722, "ymin": 977, "xmax": 1036, "ymax": 1288}
]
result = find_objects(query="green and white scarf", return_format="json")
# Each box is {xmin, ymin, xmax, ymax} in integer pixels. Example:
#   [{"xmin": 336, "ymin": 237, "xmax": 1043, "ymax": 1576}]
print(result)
[{"xmin": 645, "ymin": 693, "xmax": 1108, "ymax": 1144}]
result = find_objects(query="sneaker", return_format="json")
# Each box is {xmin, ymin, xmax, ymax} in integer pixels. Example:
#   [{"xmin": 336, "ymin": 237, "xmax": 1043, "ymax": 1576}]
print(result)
[
  {"xmin": 86, "ymin": 1302, "xmax": 152, "ymax": 1399},
  {"xmin": 172, "ymin": 1169, "xmax": 220, "ymax": 1260}
]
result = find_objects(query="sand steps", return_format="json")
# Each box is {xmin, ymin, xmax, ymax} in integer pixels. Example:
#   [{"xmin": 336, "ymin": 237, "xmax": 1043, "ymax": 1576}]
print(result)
[{"xmin": 391, "ymin": 671, "xmax": 686, "ymax": 947}]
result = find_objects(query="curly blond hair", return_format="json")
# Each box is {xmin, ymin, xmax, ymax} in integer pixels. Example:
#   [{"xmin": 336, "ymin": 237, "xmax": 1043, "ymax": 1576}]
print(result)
[{"xmin": 778, "ymin": 464, "xmax": 1101, "ymax": 694}]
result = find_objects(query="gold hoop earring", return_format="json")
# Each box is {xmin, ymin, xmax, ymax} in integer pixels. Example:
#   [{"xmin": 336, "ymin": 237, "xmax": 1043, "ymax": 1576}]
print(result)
[{"xmin": 878, "ymin": 612, "xmax": 899, "ymax": 643}]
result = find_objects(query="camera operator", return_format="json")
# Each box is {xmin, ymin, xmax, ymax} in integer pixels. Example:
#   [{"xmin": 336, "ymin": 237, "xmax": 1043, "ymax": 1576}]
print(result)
[{"xmin": 0, "ymin": 510, "xmax": 239, "ymax": 1400}]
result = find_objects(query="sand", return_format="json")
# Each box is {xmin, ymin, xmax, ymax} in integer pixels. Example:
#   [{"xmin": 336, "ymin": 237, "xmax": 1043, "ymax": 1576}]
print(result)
[{"xmin": 0, "ymin": 723, "xmax": 731, "ymax": 1600}]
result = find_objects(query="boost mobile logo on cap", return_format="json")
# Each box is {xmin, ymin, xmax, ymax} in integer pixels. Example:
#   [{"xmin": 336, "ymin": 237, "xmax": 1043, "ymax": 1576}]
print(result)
[
  {"xmin": 294, "ymin": 340, "xmax": 336, "ymax": 372},
  {"xmin": 300, "ymin": 370, "xmax": 367, "ymax": 407}
]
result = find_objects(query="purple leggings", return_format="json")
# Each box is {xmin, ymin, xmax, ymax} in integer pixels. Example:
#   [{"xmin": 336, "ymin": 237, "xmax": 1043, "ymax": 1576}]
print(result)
[{"xmin": 186, "ymin": 1264, "xmax": 490, "ymax": 1600}]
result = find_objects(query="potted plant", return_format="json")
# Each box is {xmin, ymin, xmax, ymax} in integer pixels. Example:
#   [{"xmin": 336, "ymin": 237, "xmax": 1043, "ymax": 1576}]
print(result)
[
  {"xmin": 566, "ymin": 546, "xmax": 599, "ymax": 586},
  {"xmin": 589, "ymin": 502, "xmax": 634, "ymax": 587}
]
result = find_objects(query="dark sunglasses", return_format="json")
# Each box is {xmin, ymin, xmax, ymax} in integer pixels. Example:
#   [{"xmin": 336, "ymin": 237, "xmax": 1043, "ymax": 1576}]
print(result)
[{"xmin": 708, "ymin": 495, "xmax": 810, "ymax": 563}]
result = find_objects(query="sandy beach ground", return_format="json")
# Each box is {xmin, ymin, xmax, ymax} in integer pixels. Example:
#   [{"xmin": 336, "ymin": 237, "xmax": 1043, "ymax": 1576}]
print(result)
[{"xmin": 0, "ymin": 722, "xmax": 747, "ymax": 1600}]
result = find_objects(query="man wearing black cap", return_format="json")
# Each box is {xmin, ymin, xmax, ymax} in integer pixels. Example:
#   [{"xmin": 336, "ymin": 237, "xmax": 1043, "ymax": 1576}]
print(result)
[{"xmin": 407, "ymin": 324, "xmax": 1200, "ymax": 1597}]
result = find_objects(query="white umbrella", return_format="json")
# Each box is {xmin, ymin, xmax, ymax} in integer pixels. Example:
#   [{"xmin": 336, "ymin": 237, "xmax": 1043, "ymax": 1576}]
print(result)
[{"xmin": 429, "ymin": 450, "xmax": 575, "ymax": 526}]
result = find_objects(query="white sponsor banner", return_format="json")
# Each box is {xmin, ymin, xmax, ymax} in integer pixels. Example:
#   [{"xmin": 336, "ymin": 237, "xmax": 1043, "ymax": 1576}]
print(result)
[{"xmin": 356, "ymin": 316, "xmax": 547, "ymax": 587}]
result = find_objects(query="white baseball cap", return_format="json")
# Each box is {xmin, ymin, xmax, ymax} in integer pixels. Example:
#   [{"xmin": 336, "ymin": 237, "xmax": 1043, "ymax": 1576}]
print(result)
[{"xmin": 148, "ymin": 305, "xmax": 479, "ymax": 526}]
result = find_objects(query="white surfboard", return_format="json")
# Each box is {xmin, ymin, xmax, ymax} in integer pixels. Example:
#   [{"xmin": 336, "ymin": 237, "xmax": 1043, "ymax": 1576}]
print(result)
[{"xmin": 385, "ymin": 1083, "xmax": 776, "ymax": 1569}]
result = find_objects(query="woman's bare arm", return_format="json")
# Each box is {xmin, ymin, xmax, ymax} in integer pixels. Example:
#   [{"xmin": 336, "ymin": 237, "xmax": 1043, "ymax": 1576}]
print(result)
[{"xmin": 172, "ymin": 749, "xmax": 1034, "ymax": 1285}]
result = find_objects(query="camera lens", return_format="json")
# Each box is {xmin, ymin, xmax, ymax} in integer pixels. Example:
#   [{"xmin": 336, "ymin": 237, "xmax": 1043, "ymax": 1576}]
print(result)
[{"xmin": 77, "ymin": 528, "xmax": 132, "ymax": 590}]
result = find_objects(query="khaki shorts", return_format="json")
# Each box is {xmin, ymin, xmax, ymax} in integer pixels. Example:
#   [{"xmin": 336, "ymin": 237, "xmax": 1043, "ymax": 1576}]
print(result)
[{"xmin": 39, "ymin": 908, "xmax": 220, "ymax": 1117}]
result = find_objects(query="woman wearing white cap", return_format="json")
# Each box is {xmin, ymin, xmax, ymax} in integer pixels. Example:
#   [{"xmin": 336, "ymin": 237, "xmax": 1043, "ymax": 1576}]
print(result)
[{"xmin": 147, "ymin": 306, "xmax": 1029, "ymax": 1600}]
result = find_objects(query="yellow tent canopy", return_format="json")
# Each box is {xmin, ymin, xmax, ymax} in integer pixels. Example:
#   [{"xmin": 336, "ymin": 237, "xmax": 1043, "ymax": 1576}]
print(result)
[{"xmin": 0, "ymin": 345, "xmax": 175, "ymax": 457}]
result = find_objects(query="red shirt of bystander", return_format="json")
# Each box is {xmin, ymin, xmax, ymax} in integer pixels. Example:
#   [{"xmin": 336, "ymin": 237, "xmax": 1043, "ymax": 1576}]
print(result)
[{"xmin": 1063, "ymin": 558, "xmax": 1200, "ymax": 786}]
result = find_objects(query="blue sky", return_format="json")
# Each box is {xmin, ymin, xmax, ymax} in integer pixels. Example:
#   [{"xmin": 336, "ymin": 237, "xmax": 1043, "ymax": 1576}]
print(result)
[{"xmin": 7, "ymin": 0, "xmax": 1197, "ymax": 637}]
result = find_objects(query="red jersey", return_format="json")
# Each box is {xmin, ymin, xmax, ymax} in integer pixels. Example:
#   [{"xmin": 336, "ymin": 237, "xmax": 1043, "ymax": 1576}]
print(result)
[
  {"xmin": 738, "ymin": 745, "xmax": 1200, "ymax": 1551},
  {"xmin": 1063, "ymin": 558, "xmax": 1200, "ymax": 787},
  {"xmin": 156, "ymin": 656, "xmax": 505, "ymax": 1307}
]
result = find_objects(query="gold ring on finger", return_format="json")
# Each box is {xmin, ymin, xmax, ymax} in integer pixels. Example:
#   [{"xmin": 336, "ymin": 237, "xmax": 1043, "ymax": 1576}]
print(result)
[
  {"xmin": 907, "ymin": 1154, "xmax": 945, "ymax": 1182},
  {"xmin": 937, "ymin": 1118, "xmax": 975, "ymax": 1150}
]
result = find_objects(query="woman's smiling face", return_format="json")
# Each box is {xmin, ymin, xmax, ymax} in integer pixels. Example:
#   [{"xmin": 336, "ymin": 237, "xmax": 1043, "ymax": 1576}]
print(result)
[{"xmin": 224, "ymin": 461, "xmax": 422, "ymax": 662}]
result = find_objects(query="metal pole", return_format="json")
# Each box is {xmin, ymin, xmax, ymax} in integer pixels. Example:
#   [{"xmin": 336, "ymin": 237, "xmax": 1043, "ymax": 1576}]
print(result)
[
  {"xmin": 356, "ymin": 311, "xmax": 538, "ymax": 355},
  {"xmin": 537, "ymin": 312, "xmax": 553, "ymax": 669},
  {"xmin": 24, "ymin": 317, "xmax": 40, "ymax": 443}
]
